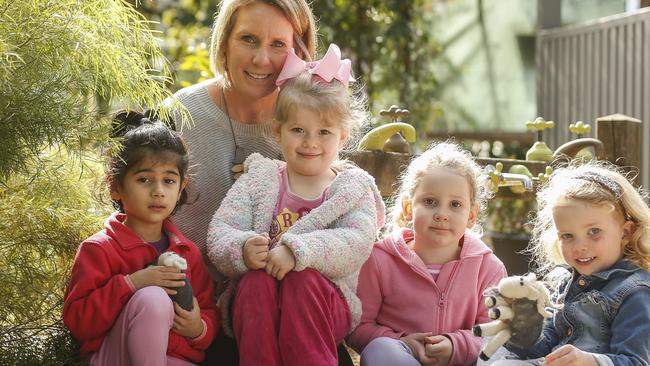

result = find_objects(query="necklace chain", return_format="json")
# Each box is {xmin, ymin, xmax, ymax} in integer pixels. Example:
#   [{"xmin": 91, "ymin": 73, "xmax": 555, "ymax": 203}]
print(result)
[{"xmin": 221, "ymin": 87, "xmax": 245, "ymax": 179}]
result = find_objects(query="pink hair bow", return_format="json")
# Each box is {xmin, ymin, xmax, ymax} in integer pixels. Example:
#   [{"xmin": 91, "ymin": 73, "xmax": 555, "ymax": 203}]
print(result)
[{"xmin": 276, "ymin": 43, "xmax": 355, "ymax": 87}]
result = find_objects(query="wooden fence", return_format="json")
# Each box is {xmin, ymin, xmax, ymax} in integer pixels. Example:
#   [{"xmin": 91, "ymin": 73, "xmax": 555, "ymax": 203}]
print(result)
[{"xmin": 537, "ymin": 7, "xmax": 650, "ymax": 188}]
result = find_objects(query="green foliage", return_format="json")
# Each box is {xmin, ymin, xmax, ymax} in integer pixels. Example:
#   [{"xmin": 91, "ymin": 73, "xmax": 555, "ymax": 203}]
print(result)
[
  {"xmin": 0, "ymin": 151, "xmax": 110, "ymax": 364},
  {"xmin": 0, "ymin": 1, "xmax": 188, "ymax": 362},
  {"xmin": 128, "ymin": 0, "xmax": 218, "ymax": 90},
  {"xmin": 0, "ymin": 0, "xmax": 178, "ymax": 179},
  {"xmin": 312, "ymin": 0, "xmax": 441, "ymax": 132}
]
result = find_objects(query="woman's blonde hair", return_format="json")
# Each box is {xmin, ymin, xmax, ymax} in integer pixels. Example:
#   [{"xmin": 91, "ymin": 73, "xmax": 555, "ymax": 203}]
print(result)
[
  {"xmin": 273, "ymin": 71, "xmax": 369, "ymax": 150},
  {"xmin": 529, "ymin": 161, "xmax": 650, "ymax": 274},
  {"xmin": 385, "ymin": 141, "xmax": 491, "ymax": 235},
  {"xmin": 210, "ymin": 0, "xmax": 317, "ymax": 77}
]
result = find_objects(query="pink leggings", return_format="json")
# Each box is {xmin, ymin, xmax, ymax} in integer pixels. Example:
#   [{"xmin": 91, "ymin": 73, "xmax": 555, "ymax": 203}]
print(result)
[
  {"xmin": 233, "ymin": 269, "xmax": 351, "ymax": 366},
  {"xmin": 90, "ymin": 286, "xmax": 195, "ymax": 366}
]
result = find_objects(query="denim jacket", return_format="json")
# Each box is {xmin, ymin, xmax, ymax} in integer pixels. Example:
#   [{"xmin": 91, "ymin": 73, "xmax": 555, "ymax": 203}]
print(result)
[{"xmin": 509, "ymin": 260, "xmax": 650, "ymax": 366}]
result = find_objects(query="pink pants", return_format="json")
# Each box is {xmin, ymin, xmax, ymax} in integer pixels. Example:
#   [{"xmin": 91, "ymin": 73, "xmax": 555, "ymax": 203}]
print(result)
[
  {"xmin": 233, "ymin": 269, "xmax": 351, "ymax": 366},
  {"xmin": 90, "ymin": 286, "xmax": 195, "ymax": 366}
]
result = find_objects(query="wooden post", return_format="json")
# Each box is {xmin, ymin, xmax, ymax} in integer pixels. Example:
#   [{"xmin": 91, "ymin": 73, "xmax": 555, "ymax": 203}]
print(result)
[
  {"xmin": 595, "ymin": 114, "xmax": 642, "ymax": 186},
  {"xmin": 345, "ymin": 150, "xmax": 411, "ymax": 198}
]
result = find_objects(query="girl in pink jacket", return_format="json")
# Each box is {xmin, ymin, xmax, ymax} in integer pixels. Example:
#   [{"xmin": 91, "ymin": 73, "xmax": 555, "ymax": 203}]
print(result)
[{"xmin": 349, "ymin": 142, "xmax": 507, "ymax": 366}]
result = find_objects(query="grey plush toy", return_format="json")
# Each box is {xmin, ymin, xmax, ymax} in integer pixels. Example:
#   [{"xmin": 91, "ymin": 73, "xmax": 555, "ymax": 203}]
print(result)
[
  {"xmin": 158, "ymin": 251, "xmax": 194, "ymax": 311},
  {"xmin": 472, "ymin": 273, "xmax": 553, "ymax": 361}
]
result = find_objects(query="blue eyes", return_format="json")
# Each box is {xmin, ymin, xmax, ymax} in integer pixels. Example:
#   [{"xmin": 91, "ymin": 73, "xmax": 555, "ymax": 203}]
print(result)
[
  {"xmin": 559, "ymin": 228, "xmax": 602, "ymax": 241},
  {"xmin": 289, "ymin": 128, "xmax": 333, "ymax": 135},
  {"xmin": 588, "ymin": 228, "xmax": 601, "ymax": 235},
  {"xmin": 240, "ymin": 36, "xmax": 287, "ymax": 49},
  {"xmin": 422, "ymin": 199, "xmax": 462, "ymax": 208}
]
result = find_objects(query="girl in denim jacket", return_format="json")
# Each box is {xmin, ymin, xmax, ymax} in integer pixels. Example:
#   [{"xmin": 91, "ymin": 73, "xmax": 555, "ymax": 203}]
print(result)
[{"xmin": 491, "ymin": 161, "xmax": 650, "ymax": 366}]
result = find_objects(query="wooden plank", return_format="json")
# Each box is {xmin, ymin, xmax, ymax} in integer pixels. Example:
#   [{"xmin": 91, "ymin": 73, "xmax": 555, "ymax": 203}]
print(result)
[
  {"xmin": 600, "ymin": 27, "xmax": 609, "ymax": 119},
  {"xmin": 609, "ymin": 27, "xmax": 617, "ymax": 114},
  {"xmin": 624, "ymin": 23, "xmax": 633, "ymax": 114},
  {"xmin": 641, "ymin": 19, "xmax": 650, "ymax": 188},
  {"xmin": 584, "ymin": 31, "xmax": 593, "ymax": 127},
  {"xmin": 617, "ymin": 24, "xmax": 625, "ymax": 113},
  {"xmin": 634, "ymin": 21, "xmax": 643, "ymax": 121},
  {"xmin": 570, "ymin": 34, "xmax": 578, "ymax": 126},
  {"xmin": 593, "ymin": 28, "xmax": 602, "ymax": 119}
]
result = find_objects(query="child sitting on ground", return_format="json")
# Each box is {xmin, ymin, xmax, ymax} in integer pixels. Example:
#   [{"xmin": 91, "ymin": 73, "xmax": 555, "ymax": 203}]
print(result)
[
  {"xmin": 348, "ymin": 141, "xmax": 507, "ymax": 366},
  {"xmin": 63, "ymin": 111, "xmax": 218, "ymax": 365},
  {"xmin": 206, "ymin": 44, "xmax": 385, "ymax": 366},
  {"xmin": 488, "ymin": 161, "xmax": 650, "ymax": 366}
]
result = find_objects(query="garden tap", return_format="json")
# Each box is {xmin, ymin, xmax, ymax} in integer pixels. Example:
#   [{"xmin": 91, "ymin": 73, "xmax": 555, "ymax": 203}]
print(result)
[
  {"xmin": 485, "ymin": 163, "xmax": 534, "ymax": 193},
  {"xmin": 500, "ymin": 172, "xmax": 533, "ymax": 192}
]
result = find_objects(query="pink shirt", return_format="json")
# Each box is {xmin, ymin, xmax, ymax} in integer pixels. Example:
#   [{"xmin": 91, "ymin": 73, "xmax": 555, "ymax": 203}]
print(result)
[{"xmin": 269, "ymin": 168, "xmax": 330, "ymax": 247}]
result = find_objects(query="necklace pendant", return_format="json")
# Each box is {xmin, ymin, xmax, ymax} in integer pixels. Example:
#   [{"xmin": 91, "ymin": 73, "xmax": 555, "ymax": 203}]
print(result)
[
  {"xmin": 231, "ymin": 146, "xmax": 246, "ymax": 180},
  {"xmin": 233, "ymin": 146, "xmax": 246, "ymax": 165}
]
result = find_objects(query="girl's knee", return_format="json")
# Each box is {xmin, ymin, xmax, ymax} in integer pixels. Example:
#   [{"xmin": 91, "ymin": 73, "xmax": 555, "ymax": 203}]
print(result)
[
  {"xmin": 361, "ymin": 337, "xmax": 416, "ymax": 366},
  {"xmin": 239, "ymin": 269, "xmax": 276, "ymax": 289},
  {"xmin": 130, "ymin": 286, "xmax": 173, "ymax": 317},
  {"xmin": 282, "ymin": 268, "xmax": 326, "ymax": 292}
]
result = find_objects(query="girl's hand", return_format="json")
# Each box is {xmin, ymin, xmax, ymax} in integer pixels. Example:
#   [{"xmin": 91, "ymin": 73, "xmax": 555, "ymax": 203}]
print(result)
[
  {"xmin": 243, "ymin": 234, "xmax": 270, "ymax": 270},
  {"xmin": 172, "ymin": 297, "xmax": 204, "ymax": 339},
  {"xmin": 424, "ymin": 335, "xmax": 453, "ymax": 365},
  {"xmin": 265, "ymin": 245, "xmax": 295, "ymax": 280},
  {"xmin": 129, "ymin": 265, "xmax": 185, "ymax": 295},
  {"xmin": 544, "ymin": 345, "xmax": 598, "ymax": 366},
  {"xmin": 400, "ymin": 332, "xmax": 436, "ymax": 365}
]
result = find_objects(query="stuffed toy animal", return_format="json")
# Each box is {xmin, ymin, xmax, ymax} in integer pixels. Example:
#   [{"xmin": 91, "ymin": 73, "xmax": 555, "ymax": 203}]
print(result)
[
  {"xmin": 158, "ymin": 251, "xmax": 194, "ymax": 311},
  {"xmin": 472, "ymin": 273, "xmax": 553, "ymax": 361}
]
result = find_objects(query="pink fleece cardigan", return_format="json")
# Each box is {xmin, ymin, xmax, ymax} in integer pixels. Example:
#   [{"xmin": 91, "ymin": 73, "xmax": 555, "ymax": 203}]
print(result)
[{"xmin": 348, "ymin": 228, "xmax": 507, "ymax": 365}]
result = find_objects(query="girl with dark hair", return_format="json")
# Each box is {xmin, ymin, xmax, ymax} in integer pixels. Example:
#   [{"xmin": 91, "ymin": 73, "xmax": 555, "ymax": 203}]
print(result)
[{"xmin": 63, "ymin": 110, "xmax": 219, "ymax": 365}]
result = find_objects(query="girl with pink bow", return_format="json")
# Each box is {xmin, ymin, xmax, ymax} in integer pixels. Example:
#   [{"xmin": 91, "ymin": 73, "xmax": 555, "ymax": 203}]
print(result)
[{"xmin": 206, "ymin": 44, "xmax": 386, "ymax": 366}]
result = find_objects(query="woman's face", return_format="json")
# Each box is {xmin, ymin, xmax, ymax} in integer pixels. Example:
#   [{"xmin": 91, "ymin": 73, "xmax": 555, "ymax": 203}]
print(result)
[{"xmin": 225, "ymin": 2, "xmax": 295, "ymax": 100}]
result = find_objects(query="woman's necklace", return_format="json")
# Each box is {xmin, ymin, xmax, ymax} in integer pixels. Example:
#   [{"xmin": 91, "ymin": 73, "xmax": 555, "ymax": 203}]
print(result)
[{"xmin": 221, "ymin": 87, "xmax": 245, "ymax": 180}]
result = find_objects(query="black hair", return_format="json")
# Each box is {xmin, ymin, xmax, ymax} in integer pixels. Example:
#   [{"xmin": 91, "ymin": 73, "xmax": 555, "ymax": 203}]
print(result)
[{"xmin": 107, "ymin": 109, "xmax": 189, "ymax": 214}]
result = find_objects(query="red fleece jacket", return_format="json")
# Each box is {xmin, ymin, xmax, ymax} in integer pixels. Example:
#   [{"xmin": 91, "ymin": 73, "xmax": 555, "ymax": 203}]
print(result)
[{"xmin": 63, "ymin": 213, "xmax": 219, "ymax": 363}]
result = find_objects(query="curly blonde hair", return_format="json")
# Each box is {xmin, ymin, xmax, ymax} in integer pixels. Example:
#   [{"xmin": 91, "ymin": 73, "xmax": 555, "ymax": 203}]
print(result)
[
  {"xmin": 528, "ymin": 161, "xmax": 650, "ymax": 275},
  {"xmin": 385, "ymin": 141, "xmax": 492, "ymax": 235}
]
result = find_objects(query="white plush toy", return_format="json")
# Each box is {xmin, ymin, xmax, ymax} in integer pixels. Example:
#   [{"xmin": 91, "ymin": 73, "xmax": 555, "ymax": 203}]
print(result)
[
  {"xmin": 158, "ymin": 251, "xmax": 194, "ymax": 311},
  {"xmin": 472, "ymin": 273, "xmax": 553, "ymax": 361}
]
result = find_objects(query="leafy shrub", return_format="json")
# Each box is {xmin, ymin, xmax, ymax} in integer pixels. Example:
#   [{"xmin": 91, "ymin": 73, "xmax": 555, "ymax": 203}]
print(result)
[{"xmin": 0, "ymin": 152, "xmax": 109, "ymax": 364}]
